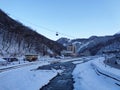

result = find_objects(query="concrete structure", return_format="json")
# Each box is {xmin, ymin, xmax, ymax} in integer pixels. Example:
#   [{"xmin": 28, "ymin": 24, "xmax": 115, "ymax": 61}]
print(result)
[
  {"xmin": 67, "ymin": 45, "xmax": 76, "ymax": 53},
  {"xmin": 61, "ymin": 44, "xmax": 77, "ymax": 57}
]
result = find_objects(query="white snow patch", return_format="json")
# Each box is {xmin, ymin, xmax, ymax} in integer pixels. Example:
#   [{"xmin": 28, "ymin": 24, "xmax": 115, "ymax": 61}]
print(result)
[
  {"xmin": 0, "ymin": 58, "xmax": 6, "ymax": 62},
  {"xmin": 0, "ymin": 64, "xmax": 58, "ymax": 90},
  {"xmin": 91, "ymin": 57, "xmax": 120, "ymax": 83},
  {"xmin": 0, "ymin": 58, "xmax": 7, "ymax": 66},
  {"xmin": 77, "ymin": 41, "xmax": 91, "ymax": 52},
  {"xmin": 0, "ymin": 60, "xmax": 49, "ymax": 70},
  {"xmin": 72, "ymin": 57, "xmax": 120, "ymax": 90},
  {"xmin": 72, "ymin": 61, "xmax": 83, "ymax": 64}
]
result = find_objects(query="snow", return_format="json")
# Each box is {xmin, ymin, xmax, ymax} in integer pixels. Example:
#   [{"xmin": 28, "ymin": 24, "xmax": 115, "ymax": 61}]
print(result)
[
  {"xmin": 72, "ymin": 57, "xmax": 120, "ymax": 90},
  {"xmin": 60, "ymin": 57, "xmax": 83, "ymax": 63},
  {"xmin": 115, "ymin": 31, "xmax": 120, "ymax": 35},
  {"xmin": 0, "ymin": 60, "xmax": 49, "ymax": 70},
  {"xmin": 0, "ymin": 58, "xmax": 7, "ymax": 65},
  {"xmin": 0, "ymin": 58, "xmax": 6, "ymax": 62},
  {"xmin": 1, "ymin": 55, "xmax": 120, "ymax": 90},
  {"xmin": 0, "ymin": 63, "xmax": 58, "ymax": 90},
  {"xmin": 77, "ymin": 42, "xmax": 88, "ymax": 52},
  {"xmin": 72, "ymin": 60, "xmax": 83, "ymax": 64},
  {"xmin": 0, "ymin": 56, "xmax": 57, "ymax": 70},
  {"xmin": 72, "ymin": 41, "xmax": 82, "ymax": 45},
  {"xmin": 91, "ymin": 57, "xmax": 120, "ymax": 83}
]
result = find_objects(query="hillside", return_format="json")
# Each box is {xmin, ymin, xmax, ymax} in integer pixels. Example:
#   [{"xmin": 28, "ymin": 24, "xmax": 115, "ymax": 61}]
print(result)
[
  {"xmin": 0, "ymin": 9, "xmax": 64, "ymax": 57},
  {"xmin": 57, "ymin": 34, "xmax": 120, "ymax": 56}
]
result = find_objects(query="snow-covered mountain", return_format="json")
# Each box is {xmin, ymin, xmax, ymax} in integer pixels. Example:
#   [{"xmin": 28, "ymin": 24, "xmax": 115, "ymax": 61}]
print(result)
[
  {"xmin": 0, "ymin": 9, "xmax": 64, "ymax": 57},
  {"xmin": 57, "ymin": 37, "xmax": 88, "ymax": 46},
  {"xmin": 57, "ymin": 34, "xmax": 120, "ymax": 56},
  {"xmin": 57, "ymin": 37, "xmax": 71, "ymax": 46},
  {"xmin": 77, "ymin": 35, "xmax": 115, "ymax": 55}
]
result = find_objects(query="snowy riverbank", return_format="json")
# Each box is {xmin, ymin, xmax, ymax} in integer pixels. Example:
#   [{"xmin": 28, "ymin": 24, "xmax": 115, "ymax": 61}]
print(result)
[
  {"xmin": 91, "ymin": 57, "xmax": 120, "ymax": 85},
  {"xmin": 0, "ymin": 62, "xmax": 59, "ymax": 90},
  {"xmin": 72, "ymin": 57, "xmax": 120, "ymax": 90}
]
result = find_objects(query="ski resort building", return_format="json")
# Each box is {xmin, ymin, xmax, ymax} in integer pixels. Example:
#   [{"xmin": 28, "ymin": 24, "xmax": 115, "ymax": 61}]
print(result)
[{"xmin": 61, "ymin": 44, "xmax": 77, "ymax": 57}]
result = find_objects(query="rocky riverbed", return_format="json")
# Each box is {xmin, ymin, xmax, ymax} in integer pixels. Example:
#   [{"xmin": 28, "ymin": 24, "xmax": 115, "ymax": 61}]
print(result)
[{"xmin": 37, "ymin": 61, "xmax": 75, "ymax": 90}]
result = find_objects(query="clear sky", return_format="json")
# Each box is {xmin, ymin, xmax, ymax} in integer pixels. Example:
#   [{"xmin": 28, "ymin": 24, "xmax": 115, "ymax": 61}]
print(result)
[{"xmin": 0, "ymin": 0, "xmax": 120, "ymax": 40}]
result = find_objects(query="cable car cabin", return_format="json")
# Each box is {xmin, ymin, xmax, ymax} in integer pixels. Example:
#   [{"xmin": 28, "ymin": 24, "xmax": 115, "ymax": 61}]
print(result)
[
  {"xmin": 56, "ymin": 32, "xmax": 59, "ymax": 36},
  {"xmin": 25, "ymin": 55, "xmax": 38, "ymax": 62}
]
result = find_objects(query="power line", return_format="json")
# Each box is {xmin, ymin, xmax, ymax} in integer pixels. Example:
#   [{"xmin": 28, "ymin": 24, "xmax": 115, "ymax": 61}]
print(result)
[{"xmin": 9, "ymin": 14, "xmax": 75, "ymax": 39}]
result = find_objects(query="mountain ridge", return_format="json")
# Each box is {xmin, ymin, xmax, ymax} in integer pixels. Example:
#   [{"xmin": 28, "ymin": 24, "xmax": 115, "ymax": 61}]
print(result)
[
  {"xmin": 57, "ymin": 33, "xmax": 120, "ymax": 56},
  {"xmin": 0, "ymin": 9, "xmax": 65, "ymax": 57}
]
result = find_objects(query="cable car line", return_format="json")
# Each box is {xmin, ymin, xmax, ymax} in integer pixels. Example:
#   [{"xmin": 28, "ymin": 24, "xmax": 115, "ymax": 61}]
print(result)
[{"xmin": 9, "ymin": 14, "xmax": 75, "ymax": 39}]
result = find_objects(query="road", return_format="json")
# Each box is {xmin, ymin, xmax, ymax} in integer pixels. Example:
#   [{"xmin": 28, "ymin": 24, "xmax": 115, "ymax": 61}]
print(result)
[
  {"xmin": 0, "ymin": 61, "xmax": 43, "ymax": 73},
  {"xmin": 0, "ymin": 57, "xmax": 84, "ymax": 73}
]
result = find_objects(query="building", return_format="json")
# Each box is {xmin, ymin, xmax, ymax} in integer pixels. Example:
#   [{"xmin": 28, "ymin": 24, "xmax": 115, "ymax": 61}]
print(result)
[
  {"xmin": 25, "ymin": 54, "xmax": 38, "ymax": 62},
  {"xmin": 3, "ymin": 58, "xmax": 18, "ymax": 62},
  {"xmin": 61, "ymin": 44, "xmax": 77, "ymax": 57},
  {"xmin": 67, "ymin": 45, "xmax": 76, "ymax": 53},
  {"xmin": 61, "ymin": 50, "xmax": 74, "ymax": 56}
]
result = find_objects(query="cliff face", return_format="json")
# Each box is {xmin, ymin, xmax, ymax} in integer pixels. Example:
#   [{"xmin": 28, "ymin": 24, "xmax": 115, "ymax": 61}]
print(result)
[{"xmin": 0, "ymin": 9, "xmax": 64, "ymax": 57}]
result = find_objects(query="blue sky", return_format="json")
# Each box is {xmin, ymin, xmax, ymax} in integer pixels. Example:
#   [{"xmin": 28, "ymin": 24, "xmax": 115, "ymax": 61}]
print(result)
[{"xmin": 0, "ymin": 0, "xmax": 120, "ymax": 40}]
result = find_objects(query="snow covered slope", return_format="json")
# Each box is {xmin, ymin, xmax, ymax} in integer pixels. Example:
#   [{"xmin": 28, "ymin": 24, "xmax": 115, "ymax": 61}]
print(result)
[{"xmin": 0, "ymin": 9, "xmax": 64, "ymax": 57}]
